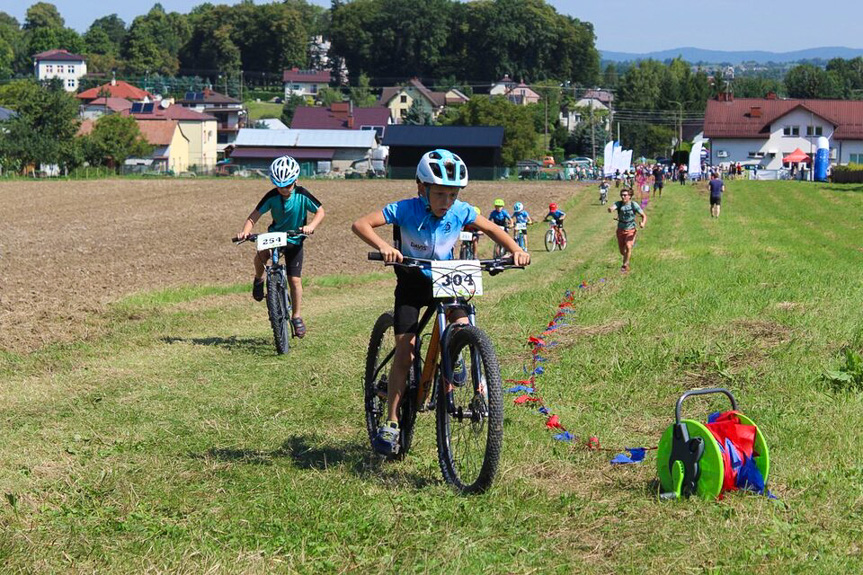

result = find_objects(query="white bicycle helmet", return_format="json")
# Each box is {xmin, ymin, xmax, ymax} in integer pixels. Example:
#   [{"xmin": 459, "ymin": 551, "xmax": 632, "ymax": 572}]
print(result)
[
  {"xmin": 270, "ymin": 155, "xmax": 300, "ymax": 188},
  {"xmin": 416, "ymin": 149, "xmax": 468, "ymax": 188}
]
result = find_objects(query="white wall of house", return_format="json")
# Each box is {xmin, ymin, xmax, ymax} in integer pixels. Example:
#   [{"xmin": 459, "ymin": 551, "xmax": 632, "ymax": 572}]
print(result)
[
  {"xmin": 284, "ymin": 82, "xmax": 325, "ymax": 99},
  {"xmin": 838, "ymin": 140, "xmax": 863, "ymax": 164},
  {"xmin": 36, "ymin": 60, "xmax": 87, "ymax": 92}
]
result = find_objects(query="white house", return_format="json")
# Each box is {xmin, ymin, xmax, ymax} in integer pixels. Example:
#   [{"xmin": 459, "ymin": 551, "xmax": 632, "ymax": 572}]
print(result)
[
  {"xmin": 283, "ymin": 68, "xmax": 332, "ymax": 100},
  {"xmin": 703, "ymin": 94, "xmax": 863, "ymax": 170},
  {"xmin": 33, "ymin": 49, "xmax": 87, "ymax": 92}
]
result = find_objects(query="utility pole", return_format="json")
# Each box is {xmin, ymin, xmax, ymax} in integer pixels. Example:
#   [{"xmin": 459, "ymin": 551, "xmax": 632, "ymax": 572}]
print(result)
[
  {"xmin": 544, "ymin": 94, "xmax": 549, "ymax": 152},
  {"xmin": 590, "ymin": 100, "xmax": 596, "ymax": 164}
]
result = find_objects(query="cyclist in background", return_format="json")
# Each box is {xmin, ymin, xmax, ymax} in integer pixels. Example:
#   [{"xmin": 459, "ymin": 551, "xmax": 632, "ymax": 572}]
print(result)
[
  {"xmin": 544, "ymin": 202, "xmax": 566, "ymax": 227},
  {"xmin": 488, "ymin": 198, "xmax": 512, "ymax": 231},
  {"xmin": 235, "ymin": 155, "xmax": 325, "ymax": 338},
  {"xmin": 512, "ymin": 201, "xmax": 533, "ymax": 249},
  {"xmin": 351, "ymin": 149, "xmax": 529, "ymax": 455}
]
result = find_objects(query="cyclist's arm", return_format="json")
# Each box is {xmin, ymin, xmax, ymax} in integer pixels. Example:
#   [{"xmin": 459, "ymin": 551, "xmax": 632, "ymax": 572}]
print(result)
[
  {"xmin": 637, "ymin": 208, "xmax": 647, "ymax": 228},
  {"xmin": 238, "ymin": 209, "xmax": 262, "ymax": 239},
  {"xmin": 301, "ymin": 206, "xmax": 325, "ymax": 235},
  {"xmin": 473, "ymin": 215, "xmax": 530, "ymax": 265},
  {"xmin": 607, "ymin": 203, "xmax": 618, "ymax": 214},
  {"xmin": 352, "ymin": 210, "xmax": 403, "ymax": 263}
]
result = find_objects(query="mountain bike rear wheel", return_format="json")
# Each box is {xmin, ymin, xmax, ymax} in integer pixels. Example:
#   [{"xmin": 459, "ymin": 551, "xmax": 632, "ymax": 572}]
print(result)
[
  {"xmin": 364, "ymin": 311, "xmax": 417, "ymax": 459},
  {"xmin": 544, "ymin": 229, "xmax": 556, "ymax": 252},
  {"xmin": 436, "ymin": 325, "xmax": 503, "ymax": 494},
  {"xmin": 557, "ymin": 228, "xmax": 568, "ymax": 250},
  {"xmin": 266, "ymin": 269, "xmax": 291, "ymax": 354}
]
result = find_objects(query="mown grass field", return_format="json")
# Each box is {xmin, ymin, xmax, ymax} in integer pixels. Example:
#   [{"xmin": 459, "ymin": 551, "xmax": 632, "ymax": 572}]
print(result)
[
  {"xmin": 245, "ymin": 101, "xmax": 284, "ymax": 121},
  {"xmin": 1, "ymin": 179, "xmax": 861, "ymax": 573}
]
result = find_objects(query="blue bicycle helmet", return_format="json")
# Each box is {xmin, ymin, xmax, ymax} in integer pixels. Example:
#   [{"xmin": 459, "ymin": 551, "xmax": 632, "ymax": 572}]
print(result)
[{"xmin": 416, "ymin": 149, "xmax": 468, "ymax": 188}]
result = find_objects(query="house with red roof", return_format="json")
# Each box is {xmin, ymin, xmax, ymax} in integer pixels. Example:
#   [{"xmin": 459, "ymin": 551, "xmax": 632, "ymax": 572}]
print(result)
[
  {"xmin": 380, "ymin": 78, "xmax": 469, "ymax": 124},
  {"xmin": 78, "ymin": 117, "xmax": 188, "ymax": 173},
  {"xmin": 489, "ymin": 75, "xmax": 541, "ymax": 106},
  {"xmin": 77, "ymin": 79, "xmax": 154, "ymax": 104},
  {"xmin": 703, "ymin": 93, "xmax": 863, "ymax": 170},
  {"xmin": 290, "ymin": 101, "xmax": 391, "ymax": 139},
  {"xmin": 80, "ymin": 97, "xmax": 133, "ymax": 120},
  {"xmin": 33, "ymin": 49, "xmax": 87, "ymax": 92},
  {"xmin": 125, "ymin": 100, "xmax": 218, "ymax": 172},
  {"xmin": 283, "ymin": 68, "xmax": 332, "ymax": 100},
  {"xmin": 178, "ymin": 87, "xmax": 246, "ymax": 154}
]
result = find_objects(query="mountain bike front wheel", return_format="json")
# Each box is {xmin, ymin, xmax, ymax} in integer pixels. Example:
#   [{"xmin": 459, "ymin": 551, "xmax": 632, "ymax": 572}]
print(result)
[
  {"xmin": 516, "ymin": 233, "xmax": 526, "ymax": 250},
  {"xmin": 436, "ymin": 325, "xmax": 503, "ymax": 494},
  {"xmin": 364, "ymin": 311, "xmax": 417, "ymax": 459},
  {"xmin": 459, "ymin": 242, "xmax": 474, "ymax": 260},
  {"xmin": 266, "ymin": 269, "xmax": 291, "ymax": 354},
  {"xmin": 544, "ymin": 229, "xmax": 556, "ymax": 252}
]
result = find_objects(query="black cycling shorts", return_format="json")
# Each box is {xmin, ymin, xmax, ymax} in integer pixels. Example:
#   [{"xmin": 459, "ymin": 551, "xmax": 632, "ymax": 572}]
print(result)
[
  {"xmin": 277, "ymin": 243, "xmax": 304, "ymax": 277},
  {"xmin": 393, "ymin": 268, "xmax": 434, "ymax": 335},
  {"xmin": 710, "ymin": 195, "xmax": 722, "ymax": 206}
]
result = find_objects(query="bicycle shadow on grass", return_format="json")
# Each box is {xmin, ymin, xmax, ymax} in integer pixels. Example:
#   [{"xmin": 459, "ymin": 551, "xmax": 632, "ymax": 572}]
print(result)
[
  {"xmin": 202, "ymin": 435, "xmax": 437, "ymax": 489},
  {"xmin": 161, "ymin": 335, "xmax": 271, "ymax": 353}
]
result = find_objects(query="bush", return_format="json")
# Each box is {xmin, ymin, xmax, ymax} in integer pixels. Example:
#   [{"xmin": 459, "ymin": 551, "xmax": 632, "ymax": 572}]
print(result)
[{"xmin": 831, "ymin": 164, "xmax": 863, "ymax": 183}]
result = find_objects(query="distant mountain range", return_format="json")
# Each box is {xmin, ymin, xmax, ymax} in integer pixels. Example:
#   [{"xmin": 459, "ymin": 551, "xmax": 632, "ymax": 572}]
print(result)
[{"xmin": 600, "ymin": 46, "xmax": 863, "ymax": 65}]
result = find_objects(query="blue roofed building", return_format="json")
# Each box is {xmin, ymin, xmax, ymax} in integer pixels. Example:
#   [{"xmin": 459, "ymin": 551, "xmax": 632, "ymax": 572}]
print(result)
[{"xmin": 382, "ymin": 125, "xmax": 505, "ymax": 179}]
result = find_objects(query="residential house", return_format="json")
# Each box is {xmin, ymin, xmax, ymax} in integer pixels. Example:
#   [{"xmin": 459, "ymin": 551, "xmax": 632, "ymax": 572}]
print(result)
[
  {"xmin": 703, "ymin": 94, "xmax": 863, "ymax": 169},
  {"xmin": 127, "ymin": 101, "xmax": 218, "ymax": 172},
  {"xmin": 283, "ymin": 68, "xmax": 332, "ymax": 100},
  {"xmin": 77, "ymin": 78, "xmax": 153, "ymax": 104},
  {"xmin": 380, "ymin": 78, "xmax": 469, "ymax": 123},
  {"xmin": 290, "ymin": 101, "xmax": 391, "ymax": 139},
  {"xmin": 80, "ymin": 97, "xmax": 133, "ymax": 120},
  {"xmin": 489, "ymin": 75, "xmax": 541, "ymax": 106},
  {"xmin": 33, "ymin": 49, "xmax": 87, "ymax": 92},
  {"xmin": 77, "ymin": 118, "xmax": 188, "ymax": 172},
  {"xmin": 382, "ymin": 125, "xmax": 504, "ymax": 180},
  {"xmin": 178, "ymin": 87, "xmax": 246, "ymax": 156},
  {"xmin": 228, "ymin": 128, "xmax": 378, "ymax": 174}
]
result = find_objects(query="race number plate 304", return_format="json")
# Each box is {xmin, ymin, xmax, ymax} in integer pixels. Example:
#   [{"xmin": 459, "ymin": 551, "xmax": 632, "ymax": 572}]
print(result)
[
  {"xmin": 431, "ymin": 260, "xmax": 483, "ymax": 297},
  {"xmin": 459, "ymin": 231, "xmax": 474, "ymax": 242},
  {"xmin": 255, "ymin": 232, "xmax": 289, "ymax": 251},
  {"xmin": 515, "ymin": 222, "xmax": 527, "ymax": 231}
]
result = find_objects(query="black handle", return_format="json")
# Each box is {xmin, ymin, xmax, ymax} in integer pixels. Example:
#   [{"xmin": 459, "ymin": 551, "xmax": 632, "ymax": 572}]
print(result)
[
  {"xmin": 368, "ymin": 252, "xmax": 384, "ymax": 261},
  {"xmin": 675, "ymin": 388, "xmax": 738, "ymax": 425}
]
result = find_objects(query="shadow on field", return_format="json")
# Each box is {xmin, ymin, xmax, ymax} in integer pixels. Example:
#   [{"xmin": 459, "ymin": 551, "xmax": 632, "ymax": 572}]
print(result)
[
  {"xmin": 161, "ymin": 335, "xmax": 271, "ymax": 353},
  {"xmin": 202, "ymin": 435, "xmax": 436, "ymax": 488},
  {"xmin": 822, "ymin": 184, "xmax": 863, "ymax": 194}
]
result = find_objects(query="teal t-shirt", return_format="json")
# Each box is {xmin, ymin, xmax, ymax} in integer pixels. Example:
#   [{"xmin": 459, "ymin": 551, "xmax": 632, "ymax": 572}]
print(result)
[
  {"xmin": 614, "ymin": 200, "xmax": 643, "ymax": 230},
  {"xmin": 255, "ymin": 185, "xmax": 322, "ymax": 245}
]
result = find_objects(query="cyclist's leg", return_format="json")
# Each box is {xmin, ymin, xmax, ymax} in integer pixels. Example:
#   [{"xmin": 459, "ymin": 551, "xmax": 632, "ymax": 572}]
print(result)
[
  {"xmin": 253, "ymin": 249, "xmax": 269, "ymax": 281},
  {"xmin": 284, "ymin": 244, "xmax": 304, "ymax": 317},
  {"xmin": 387, "ymin": 334, "xmax": 415, "ymax": 422}
]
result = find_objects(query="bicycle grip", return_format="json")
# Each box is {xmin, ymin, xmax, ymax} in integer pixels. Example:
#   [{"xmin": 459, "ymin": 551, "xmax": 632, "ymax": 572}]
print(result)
[
  {"xmin": 368, "ymin": 252, "xmax": 384, "ymax": 261},
  {"xmin": 231, "ymin": 237, "xmax": 242, "ymax": 243}
]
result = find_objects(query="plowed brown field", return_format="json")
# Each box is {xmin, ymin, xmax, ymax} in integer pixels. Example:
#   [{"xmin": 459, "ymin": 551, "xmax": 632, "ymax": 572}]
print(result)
[{"xmin": 0, "ymin": 178, "xmax": 580, "ymax": 353}]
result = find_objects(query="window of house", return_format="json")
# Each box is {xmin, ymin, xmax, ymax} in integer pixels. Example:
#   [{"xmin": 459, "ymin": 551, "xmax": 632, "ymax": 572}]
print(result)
[
  {"xmin": 68, "ymin": 65, "xmax": 75, "ymax": 74},
  {"xmin": 45, "ymin": 64, "xmax": 53, "ymax": 74},
  {"xmin": 67, "ymin": 79, "xmax": 75, "ymax": 88},
  {"xmin": 783, "ymin": 125, "xmax": 800, "ymax": 136},
  {"xmin": 57, "ymin": 65, "xmax": 64, "ymax": 74},
  {"xmin": 311, "ymin": 85, "xmax": 317, "ymax": 94},
  {"xmin": 293, "ymin": 84, "xmax": 301, "ymax": 90},
  {"xmin": 806, "ymin": 126, "xmax": 823, "ymax": 136},
  {"xmin": 850, "ymin": 153, "xmax": 863, "ymax": 164},
  {"xmin": 400, "ymin": 95, "xmax": 407, "ymax": 103}
]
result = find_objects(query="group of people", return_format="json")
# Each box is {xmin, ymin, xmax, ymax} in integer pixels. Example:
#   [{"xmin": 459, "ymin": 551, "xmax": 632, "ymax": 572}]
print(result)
[{"xmin": 234, "ymin": 150, "xmax": 658, "ymax": 455}]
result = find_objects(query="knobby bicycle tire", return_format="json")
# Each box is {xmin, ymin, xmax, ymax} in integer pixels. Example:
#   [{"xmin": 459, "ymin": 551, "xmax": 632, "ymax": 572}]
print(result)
[
  {"xmin": 459, "ymin": 243, "xmax": 474, "ymax": 260},
  {"xmin": 544, "ymin": 229, "xmax": 556, "ymax": 252},
  {"xmin": 266, "ymin": 269, "xmax": 291, "ymax": 354},
  {"xmin": 364, "ymin": 311, "xmax": 417, "ymax": 459},
  {"xmin": 436, "ymin": 325, "xmax": 503, "ymax": 494},
  {"xmin": 558, "ymin": 228, "xmax": 568, "ymax": 250}
]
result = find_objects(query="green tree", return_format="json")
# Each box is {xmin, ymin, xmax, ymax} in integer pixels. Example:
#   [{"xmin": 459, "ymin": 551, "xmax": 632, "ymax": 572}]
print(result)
[
  {"xmin": 27, "ymin": 26, "xmax": 84, "ymax": 54},
  {"xmin": 280, "ymin": 93, "xmax": 307, "ymax": 126},
  {"xmin": 316, "ymin": 86, "xmax": 344, "ymax": 107},
  {"xmin": 403, "ymin": 100, "xmax": 434, "ymax": 125},
  {"xmin": 123, "ymin": 4, "xmax": 190, "ymax": 75},
  {"xmin": 784, "ymin": 64, "xmax": 845, "ymax": 99},
  {"xmin": 441, "ymin": 96, "xmax": 539, "ymax": 166},
  {"xmin": 349, "ymin": 72, "xmax": 377, "ymax": 107},
  {"xmin": 82, "ymin": 114, "xmax": 153, "ymax": 167},
  {"xmin": 0, "ymin": 78, "xmax": 81, "ymax": 172},
  {"xmin": 84, "ymin": 14, "xmax": 126, "ymax": 56},
  {"xmin": 23, "ymin": 2, "xmax": 64, "ymax": 30}
]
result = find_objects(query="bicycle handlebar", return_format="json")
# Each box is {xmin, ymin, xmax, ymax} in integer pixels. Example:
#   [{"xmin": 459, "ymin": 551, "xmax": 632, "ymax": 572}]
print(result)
[
  {"xmin": 232, "ymin": 231, "xmax": 307, "ymax": 244},
  {"xmin": 367, "ymin": 252, "xmax": 524, "ymax": 272}
]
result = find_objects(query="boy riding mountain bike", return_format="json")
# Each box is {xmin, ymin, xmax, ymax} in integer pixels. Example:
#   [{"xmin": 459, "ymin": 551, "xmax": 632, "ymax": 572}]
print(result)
[
  {"xmin": 512, "ymin": 201, "xmax": 532, "ymax": 249},
  {"xmin": 351, "ymin": 149, "xmax": 530, "ymax": 455},
  {"xmin": 235, "ymin": 155, "xmax": 325, "ymax": 338},
  {"xmin": 544, "ymin": 203, "xmax": 566, "ymax": 227}
]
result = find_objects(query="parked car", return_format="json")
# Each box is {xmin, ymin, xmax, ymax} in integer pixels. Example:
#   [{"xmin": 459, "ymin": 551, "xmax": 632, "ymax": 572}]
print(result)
[
  {"xmin": 542, "ymin": 156, "xmax": 555, "ymax": 167},
  {"xmin": 566, "ymin": 156, "xmax": 593, "ymax": 166}
]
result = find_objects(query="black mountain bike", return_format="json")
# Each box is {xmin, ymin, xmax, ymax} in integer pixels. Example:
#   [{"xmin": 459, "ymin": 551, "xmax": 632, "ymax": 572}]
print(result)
[
  {"xmin": 364, "ymin": 254, "xmax": 523, "ymax": 493},
  {"xmin": 233, "ymin": 231, "xmax": 306, "ymax": 354}
]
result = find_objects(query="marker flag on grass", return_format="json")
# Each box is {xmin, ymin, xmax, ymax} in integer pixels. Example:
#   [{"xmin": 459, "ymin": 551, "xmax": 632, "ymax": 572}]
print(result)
[
  {"xmin": 506, "ymin": 385, "xmax": 534, "ymax": 393},
  {"xmin": 554, "ymin": 431, "xmax": 576, "ymax": 442},
  {"xmin": 610, "ymin": 448, "xmax": 647, "ymax": 464},
  {"xmin": 546, "ymin": 414, "xmax": 564, "ymax": 429}
]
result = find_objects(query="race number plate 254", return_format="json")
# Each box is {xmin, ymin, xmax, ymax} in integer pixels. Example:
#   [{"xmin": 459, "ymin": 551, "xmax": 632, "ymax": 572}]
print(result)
[
  {"xmin": 515, "ymin": 222, "xmax": 527, "ymax": 231},
  {"xmin": 431, "ymin": 260, "xmax": 483, "ymax": 297},
  {"xmin": 255, "ymin": 232, "xmax": 289, "ymax": 251},
  {"xmin": 459, "ymin": 231, "xmax": 474, "ymax": 242}
]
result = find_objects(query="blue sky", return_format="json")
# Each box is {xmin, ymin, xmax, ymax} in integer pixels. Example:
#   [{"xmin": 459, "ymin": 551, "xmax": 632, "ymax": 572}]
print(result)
[{"xmin": 1, "ymin": 0, "xmax": 862, "ymax": 53}]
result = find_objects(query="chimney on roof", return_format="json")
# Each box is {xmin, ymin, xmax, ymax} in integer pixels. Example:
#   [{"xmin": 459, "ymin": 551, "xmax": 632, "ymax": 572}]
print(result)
[
  {"xmin": 765, "ymin": 91, "xmax": 777, "ymax": 100},
  {"xmin": 332, "ymin": 101, "xmax": 349, "ymax": 116},
  {"xmin": 749, "ymin": 106, "xmax": 762, "ymax": 118},
  {"xmin": 204, "ymin": 86, "xmax": 211, "ymax": 97}
]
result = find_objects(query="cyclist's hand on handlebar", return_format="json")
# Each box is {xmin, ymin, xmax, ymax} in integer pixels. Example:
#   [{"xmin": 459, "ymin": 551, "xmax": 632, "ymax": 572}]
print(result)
[
  {"xmin": 378, "ymin": 245, "xmax": 403, "ymax": 264},
  {"xmin": 299, "ymin": 224, "xmax": 315, "ymax": 236},
  {"xmin": 512, "ymin": 250, "xmax": 530, "ymax": 266},
  {"xmin": 235, "ymin": 231, "xmax": 250, "ymax": 241}
]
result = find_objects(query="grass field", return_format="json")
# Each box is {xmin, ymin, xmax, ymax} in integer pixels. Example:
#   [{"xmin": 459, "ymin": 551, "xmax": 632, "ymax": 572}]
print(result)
[
  {"xmin": 245, "ymin": 101, "xmax": 284, "ymax": 121},
  {"xmin": 1, "ymin": 179, "xmax": 861, "ymax": 572}
]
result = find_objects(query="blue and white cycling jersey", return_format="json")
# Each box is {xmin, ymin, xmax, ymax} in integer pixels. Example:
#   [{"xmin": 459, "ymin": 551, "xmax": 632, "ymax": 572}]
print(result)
[
  {"xmin": 489, "ymin": 209, "xmax": 511, "ymax": 226},
  {"xmin": 513, "ymin": 210, "xmax": 530, "ymax": 224},
  {"xmin": 382, "ymin": 197, "xmax": 477, "ymax": 276}
]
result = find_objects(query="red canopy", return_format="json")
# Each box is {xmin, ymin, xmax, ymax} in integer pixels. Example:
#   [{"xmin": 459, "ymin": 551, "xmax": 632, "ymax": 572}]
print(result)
[{"xmin": 782, "ymin": 148, "xmax": 811, "ymax": 163}]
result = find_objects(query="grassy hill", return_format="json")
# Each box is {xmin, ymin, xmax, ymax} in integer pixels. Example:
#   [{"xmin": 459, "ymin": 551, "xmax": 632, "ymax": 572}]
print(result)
[{"xmin": 1, "ymin": 180, "xmax": 861, "ymax": 572}]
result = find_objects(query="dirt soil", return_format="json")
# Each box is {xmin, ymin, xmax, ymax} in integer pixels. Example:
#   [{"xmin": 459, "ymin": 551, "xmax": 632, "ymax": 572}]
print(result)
[{"xmin": 0, "ymin": 178, "xmax": 579, "ymax": 353}]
